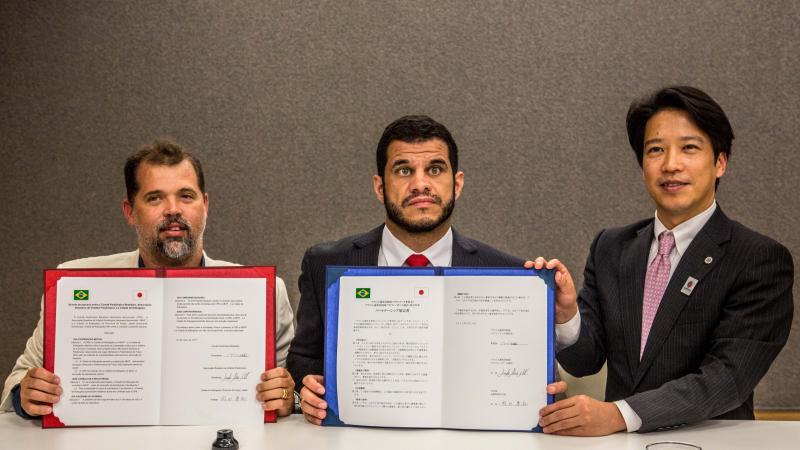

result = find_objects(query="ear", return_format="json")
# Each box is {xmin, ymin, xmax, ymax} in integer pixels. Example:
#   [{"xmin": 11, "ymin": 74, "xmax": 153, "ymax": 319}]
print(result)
[
  {"xmin": 715, "ymin": 152, "xmax": 728, "ymax": 179},
  {"xmin": 203, "ymin": 192, "xmax": 209, "ymax": 215},
  {"xmin": 453, "ymin": 171, "xmax": 465, "ymax": 200},
  {"xmin": 372, "ymin": 174, "xmax": 385, "ymax": 204},
  {"xmin": 122, "ymin": 198, "xmax": 135, "ymax": 227}
]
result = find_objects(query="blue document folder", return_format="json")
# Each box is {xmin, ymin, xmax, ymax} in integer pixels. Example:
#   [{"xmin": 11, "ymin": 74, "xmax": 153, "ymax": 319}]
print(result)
[{"xmin": 323, "ymin": 266, "xmax": 555, "ymax": 431}]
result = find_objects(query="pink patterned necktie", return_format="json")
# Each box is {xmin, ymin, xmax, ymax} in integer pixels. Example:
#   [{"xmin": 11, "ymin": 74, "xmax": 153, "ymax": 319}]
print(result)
[
  {"xmin": 405, "ymin": 253, "xmax": 430, "ymax": 267},
  {"xmin": 640, "ymin": 231, "xmax": 675, "ymax": 359}
]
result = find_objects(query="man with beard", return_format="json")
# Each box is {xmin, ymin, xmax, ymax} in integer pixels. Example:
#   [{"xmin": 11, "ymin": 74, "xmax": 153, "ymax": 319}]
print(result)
[
  {"xmin": 289, "ymin": 115, "xmax": 557, "ymax": 425},
  {"xmin": 1, "ymin": 140, "xmax": 297, "ymax": 419}
]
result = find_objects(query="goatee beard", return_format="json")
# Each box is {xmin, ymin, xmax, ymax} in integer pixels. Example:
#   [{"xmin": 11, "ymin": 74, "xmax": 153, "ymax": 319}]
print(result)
[
  {"xmin": 140, "ymin": 215, "xmax": 197, "ymax": 265},
  {"xmin": 384, "ymin": 190, "xmax": 455, "ymax": 234}
]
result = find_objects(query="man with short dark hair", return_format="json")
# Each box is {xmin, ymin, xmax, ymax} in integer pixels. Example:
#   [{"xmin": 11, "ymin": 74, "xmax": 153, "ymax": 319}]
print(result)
[
  {"xmin": 1, "ymin": 139, "xmax": 297, "ymax": 418},
  {"xmin": 288, "ymin": 115, "xmax": 568, "ymax": 425},
  {"xmin": 537, "ymin": 86, "xmax": 794, "ymax": 435}
]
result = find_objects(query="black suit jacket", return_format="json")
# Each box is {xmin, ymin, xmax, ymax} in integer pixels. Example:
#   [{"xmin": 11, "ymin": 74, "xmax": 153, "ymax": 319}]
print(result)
[
  {"xmin": 287, "ymin": 225, "xmax": 524, "ymax": 388},
  {"xmin": 557, "ymin": 207, "xmax": 794, "ymax": 432}
]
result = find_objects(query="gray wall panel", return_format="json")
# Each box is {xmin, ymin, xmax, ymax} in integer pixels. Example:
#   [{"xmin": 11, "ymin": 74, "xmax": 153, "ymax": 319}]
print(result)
[{"xmin": 1, "ymin": 0, "xmax": 797, "ymax": 409}]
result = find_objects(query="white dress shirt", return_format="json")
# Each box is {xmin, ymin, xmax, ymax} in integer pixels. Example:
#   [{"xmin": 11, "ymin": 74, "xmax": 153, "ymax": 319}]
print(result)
[
  {"xmin": 377, "ymin": 225, "xmax": 454, "ymax": 267},
  {"xmin": 558, "ymin": 201, "xmax": 717, "ymax": 432}
]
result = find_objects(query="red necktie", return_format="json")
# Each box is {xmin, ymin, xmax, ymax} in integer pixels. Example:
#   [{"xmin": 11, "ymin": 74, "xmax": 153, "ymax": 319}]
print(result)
[{"xmin": 405, "ymin": 253, "xmax": 430, "ymax": 267}]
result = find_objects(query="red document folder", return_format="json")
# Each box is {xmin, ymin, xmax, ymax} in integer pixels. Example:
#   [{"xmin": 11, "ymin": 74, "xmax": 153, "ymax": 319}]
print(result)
[{"xmin": 42, "ymin": 266, "xmax": 277, "ymax": 427}]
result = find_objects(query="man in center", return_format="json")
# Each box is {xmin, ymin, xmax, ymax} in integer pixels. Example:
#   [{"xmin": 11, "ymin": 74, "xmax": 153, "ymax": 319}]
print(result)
[{"xmin": 288, "ymin": 115, "xmax": 532, "ymax": 424}]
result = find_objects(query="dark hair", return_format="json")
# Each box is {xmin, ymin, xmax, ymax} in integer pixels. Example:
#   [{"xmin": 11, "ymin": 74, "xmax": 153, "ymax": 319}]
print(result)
[
  {"xmin": 375, "ymin": 115, "xmax": 459, "ymax": 179},
  {"xmin": 124, "ymin": 139, "xmax": 205, "ymax": 204},
  {"xmin": 626, "ymin": 86, "xmax": 734, "ymax": 168}
]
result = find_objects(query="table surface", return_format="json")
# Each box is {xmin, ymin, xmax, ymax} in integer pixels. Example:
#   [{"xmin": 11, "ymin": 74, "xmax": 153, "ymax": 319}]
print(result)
[{"xmin": 2, "ymin": 412, "xmax": 797, "ymax": 450}]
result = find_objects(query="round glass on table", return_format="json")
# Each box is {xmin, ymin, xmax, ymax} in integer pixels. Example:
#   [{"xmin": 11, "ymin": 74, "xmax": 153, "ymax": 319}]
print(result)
[{"xmin": 645, "ymin": 442, "xmax": 702, "ymax": 450}]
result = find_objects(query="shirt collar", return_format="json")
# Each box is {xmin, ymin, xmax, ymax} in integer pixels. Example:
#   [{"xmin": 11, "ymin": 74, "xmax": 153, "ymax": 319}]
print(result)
[
  {"xmin": 380, "ymin": 225, "xmax": 453, "ymax": 267},
  {"xmin": 653, "ymin": 201, "xmax": 717, "ymax": 257}
]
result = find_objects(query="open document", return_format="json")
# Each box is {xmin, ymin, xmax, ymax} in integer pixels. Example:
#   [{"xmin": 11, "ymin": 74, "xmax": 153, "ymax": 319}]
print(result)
[
  {"xmin": 323, "ymin": 267, "xmax": 554, "ymax": 431},
  {"xmin": 42, "ymin": 267, "xmax": 276, "ymax": 427}
]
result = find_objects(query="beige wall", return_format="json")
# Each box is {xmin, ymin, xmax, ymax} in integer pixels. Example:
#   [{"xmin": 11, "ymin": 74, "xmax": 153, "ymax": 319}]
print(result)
[{"xmin": 1, "ymin": 1, "xmax": 797, "ymax": 408}]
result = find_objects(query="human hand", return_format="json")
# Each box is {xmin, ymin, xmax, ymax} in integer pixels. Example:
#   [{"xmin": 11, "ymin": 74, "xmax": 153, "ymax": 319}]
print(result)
[
  {"xmin": 547, "ymin": 380, "xmax": 568, "ymax": 396},
  {"xmin": 525, "ymin": 257, "xmax": 578, "ymax": 324},
  {"xmin": 255, "ymin": 367, "xmax": 295, "ymax": 417},
  {"xmin": 299, "ymin": 374, "xmax": 327, "ymax": 425},
  {"xmin": 19, "ymin": 367, "xmax": 61, "ymax": 416},
  {"xmin": 538, "ymin": 395, "xmax": 626, "ymax": 436}
]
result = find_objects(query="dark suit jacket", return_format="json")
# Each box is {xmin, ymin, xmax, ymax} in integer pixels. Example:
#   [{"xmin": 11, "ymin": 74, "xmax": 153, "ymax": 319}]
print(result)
[
  {"xmin": 287, "ymin": 224, "xmax": 524, "ymax": 388},
  {"xmin": 557, "ymin": 207, "xmax": 794, "ymax": 432}
]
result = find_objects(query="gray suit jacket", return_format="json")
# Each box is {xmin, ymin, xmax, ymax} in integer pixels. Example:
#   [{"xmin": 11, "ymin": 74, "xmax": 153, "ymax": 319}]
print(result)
[
  {"xmin": 557, "ymin": 207, "xmax": 794, "ymax": 432},
  {"xmin": 287, "ymin": 225, "xmax": 524, "ymax": 388}
]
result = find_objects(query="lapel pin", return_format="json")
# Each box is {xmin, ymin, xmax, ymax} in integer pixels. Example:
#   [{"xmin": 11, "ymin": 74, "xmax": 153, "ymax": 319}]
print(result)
[
  {"xmin": 681, "ymin": 276, "xmax": 699, "ymax": 296},
  {"xmin": 704, "ymin": 256, "xmax": 713, "ymax": 264}
]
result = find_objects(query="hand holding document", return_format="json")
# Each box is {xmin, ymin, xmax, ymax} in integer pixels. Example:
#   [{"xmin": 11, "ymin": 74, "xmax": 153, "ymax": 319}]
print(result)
[
  {"xmin": 323, "ymin": 267, "xmax": 554, "ymax": 431},
  {"xmin": 43, "ymin": 267, "xmax": 276, "ymax": 427}
]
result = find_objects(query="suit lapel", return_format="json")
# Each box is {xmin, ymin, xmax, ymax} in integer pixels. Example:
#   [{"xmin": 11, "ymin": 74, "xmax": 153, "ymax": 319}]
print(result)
[
  {"xmin": 451, "ymin": 228, "xmax": 478, "ymax": 266},
  {"xmin": 348, "ymin": 225, "xmax": 384, "ymax": 265},
  {"xmin": 619, "ymin": 221, "xmax": 653, "ymax": 379},
  {"xmin": 634, "ymin": 208, "xmax": 732, "ymax": 386}
]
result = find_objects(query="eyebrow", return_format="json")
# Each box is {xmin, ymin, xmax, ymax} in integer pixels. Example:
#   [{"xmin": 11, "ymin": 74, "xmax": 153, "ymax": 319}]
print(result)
[
  {"xmin": 391, "ymin": 158, "xmax": 449, "ymax": 167},
  {"xmin": 391, "ymin": 159, "xmax": 410, "ymax": 168},
  {"xmin": 142, "ymin": 187, "xmax": 198, "ymax": 197},
  {"xmin": 142, "ymin": 189, "xmax": 164, "ymax": 197},
  {"xmin": 644, "ymin": 135, "xmax": 706, "ymax": 146}
]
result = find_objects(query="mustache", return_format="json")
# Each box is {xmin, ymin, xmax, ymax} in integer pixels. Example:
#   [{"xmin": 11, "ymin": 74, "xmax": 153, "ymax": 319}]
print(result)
[
  {"xmin": 401, "ymin": 191, "xmax": 443, "ymax": 207},
  {"xmin": 156, "ymin": 215, "xmax": 191, "ymax": 233}
]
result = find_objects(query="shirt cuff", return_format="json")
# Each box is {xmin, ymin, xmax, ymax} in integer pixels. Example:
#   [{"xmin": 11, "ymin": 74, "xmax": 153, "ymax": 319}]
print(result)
[
  {"xmin": 11, "ymin": 384, "xmax": 37, "ymax": 420},
  {"xmin": 613, "ymin": 400, "xmax": 642, "ymax": 432},
  {"xmin": 555, "ymin": 310, "xmax": 581, "ymax": 351}
]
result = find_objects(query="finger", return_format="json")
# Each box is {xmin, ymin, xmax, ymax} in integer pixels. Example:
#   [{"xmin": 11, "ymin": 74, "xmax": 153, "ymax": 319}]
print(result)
[
  {"xmin": 540, "ymin": 403, "xmax": 582, "ymax": 427},
  {"xmin": 21, "ymin": 401, "xmax": 52, "ymax": 416},
  {"xmin": 299, "ymin": 386, "xmax": 319, "ymax": 401},
  {"xmin": 277, "ymin": 404, "xmax": 293, "ymax": 418},
  {"xmin": 303, "ymin": 411, "xmax": 323, "ymax": 425},
  {"xmin": 257, "ymin": 385, "xmax": 295, "ymax": 402},
  {"xmin": 543, "ymin": 415, "xmax": 584, "ymax": 434},
  {"xmin": 256, "ymin": 387, "xmax": 279, "ymax": 402},
  {"xmin": 300, "ymin": 398, "xmax": 327, "ymax": 419},
  {"xmin": 534, "ymin": 257, "xmax": 546, "ymax": 270},
  {"xmin": 23, "ymin": 388, "xmax": 61, "ymax": 405},
  {"xmin": 554, "ymin": 270, "xmax": 576, "ymax": 295},
  {"xmin": 303, "ymin": 374, "xmax": 325, "ymax": 395},
  {"xmin": 256, "ymin": 377, "xmax": 292, "ymax": 392},
  {"xmin": 545, "ymin": 258, "xmax": 562, "ymax": 270},
  {"xmin": 27, "ymin": 368, "xmax": 59, "ymax": 385},
  {"xmin": 551, "ymin": 262, "xmax": 573, "ymax": 284},
  {"xmin": 523, "ymin": 260, "xmax": 535, "ymax": 269},
  {"xmin": 261, "ymin": 367, "xmax": 290, "ymax": 381},
  {"xmin": 300, "ymin": 387, "xmax": 327, "ymax": 410},
  {"xmin": 551, "ymin": 425, "xmax": 584, "ymax": 436},
  {"xmin": 546, "ymin": 381, "xmax": 568, "ymax": 395},
  {"xmin": 24, "ymin": 378, "xmax": 62, "ymax": 396},
  {"xmin": 539, "ymin": 397, "xmax": 574, "ymax": 416}
]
